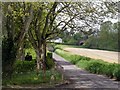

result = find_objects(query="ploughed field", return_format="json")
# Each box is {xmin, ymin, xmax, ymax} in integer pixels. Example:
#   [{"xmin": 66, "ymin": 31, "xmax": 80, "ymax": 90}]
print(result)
[{"xmin": 64, "ymin": 47, "xmax": 119, "ymax": 64}]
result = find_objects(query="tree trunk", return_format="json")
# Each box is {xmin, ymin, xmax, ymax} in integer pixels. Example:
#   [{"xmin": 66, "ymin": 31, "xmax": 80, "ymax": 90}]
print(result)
[
  {"xmin": 17, "ymin": 41, "xmax": 25, "ymax": 61},
  {"xmin": 43, "ymin": 40, "xmax": 47, "ymax": 68},
  {"xmin": 42, "ymin": 40, "xmax": 47, "ymax": 79},
  {"xmin": 36, "ymin": 49, "xmax": 42, "ymax": 75},
  {"xmin": 36, "ymin": 50, "xmax": 41, "ymax": 75}
]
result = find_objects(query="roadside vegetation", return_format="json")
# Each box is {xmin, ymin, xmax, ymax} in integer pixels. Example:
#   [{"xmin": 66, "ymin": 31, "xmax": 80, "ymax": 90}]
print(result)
[
  {"xmin": 2, "ymin": 48, "xmax": 63, "ymax": 87},
  {"xmin": 2, "ymin": 2, "xmax": 119, "ymax": 88},
  {"xmin": 55, "ymin": 47, "xmax": 120, "ymax": 81},
  {"xmin": 3, "ymin": 70, "xmax": 62, "ymax": 87}
]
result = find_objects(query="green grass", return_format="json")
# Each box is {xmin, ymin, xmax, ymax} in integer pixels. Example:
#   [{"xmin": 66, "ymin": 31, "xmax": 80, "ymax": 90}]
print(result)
[
  {"xmin": 55, "ymin": 44, "xmax": 69, "ymax": 50},
  {"xmin": 54, "ymin": 44, "xmax": 118, "ymax": 52},
  {"xmin": 54, "ymin": 44, "xmax": 85, "ymax": 50},
  {"xmin": 3, "ymin": 49, "xmax": 63, "ymax": 86},
  {"xmin": 76, "ymin": 60, "xmax": 89, "ymax": 69},
  {"xmin": 3, "ymin": 70, "xmax": 63, "ymax": 86},
  {"xmin": 55, "ymin": 49, "xmax": 120, "ymax": 81}
]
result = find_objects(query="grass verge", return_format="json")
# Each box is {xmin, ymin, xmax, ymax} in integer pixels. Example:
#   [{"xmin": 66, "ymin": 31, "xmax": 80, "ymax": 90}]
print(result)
[
  {"xmin": 55, "ymin": 49, "xmax": 120, "ymax": 81},
  {"xmin": 3, "ymin": 70, "xmax": 63, "ymax": 87},
  {"xmin": 3, "ymin": 48, "xmax": 63, "ymax": 87}
]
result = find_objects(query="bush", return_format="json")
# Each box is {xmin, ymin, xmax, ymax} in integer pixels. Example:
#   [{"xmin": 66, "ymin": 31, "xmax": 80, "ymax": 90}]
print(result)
[
  {"xmin": 2, "ymin": 38, "xmax": 17, "ymax": 78},
  {"xmin": 86, "ymin": 62, "xmax": 101, "ymax": 74},
  {"xmin": 14, "ymin": 60, "xmax": 36, "ymax": 73},
  {"xmin": 46, "ymin": 52, "xmax": 55, "ymax": 69},
  {"xmin": 67, "ymin": 55, "xmax": 79, "ymax": 64},
  {"xmin": 102, "ymin": 64, "xmax": 116, "ymax": 78},
  {"xmin": 76, "ymin": 60, "xmax": 89, "ymax": 69},
  {"xmin": 47, "ymin": 52, "xmax": 52, "ymax": 58},
  {"xmin": 113, "ymin": 65, "xmax": 120, "ymax": 80}
]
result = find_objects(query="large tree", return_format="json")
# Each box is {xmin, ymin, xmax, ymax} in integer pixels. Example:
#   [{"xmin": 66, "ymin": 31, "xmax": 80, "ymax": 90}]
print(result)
[
  {"xmin": 2, "ymin": 1, "xmax": 119, "ymax": 77},
  {"xmin": 27, "ymin": 1, "xmax": 119, "ymax": 74},
  {"xmin": 2, "ymin": 2, "xmax": 33, "ymax": 78}
]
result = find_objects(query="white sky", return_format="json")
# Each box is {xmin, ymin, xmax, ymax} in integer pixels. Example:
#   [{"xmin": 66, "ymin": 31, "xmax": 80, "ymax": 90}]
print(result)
[{"xmin": 104, "ymin": 18, "xmax": 118, "ymax": 23}]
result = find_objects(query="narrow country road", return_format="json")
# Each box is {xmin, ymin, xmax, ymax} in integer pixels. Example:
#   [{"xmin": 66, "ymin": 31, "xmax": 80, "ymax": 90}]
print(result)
[
  {"xmin": 64, "ymin": 48, "xmax": 119, "ymax": 64},
  {"xmin": 53, "ymin": 53, "xmax": 119, "ymax": 89}
]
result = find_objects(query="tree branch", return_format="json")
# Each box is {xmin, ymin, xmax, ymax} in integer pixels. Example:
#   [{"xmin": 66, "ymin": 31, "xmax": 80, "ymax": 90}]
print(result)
[
  {"xmin": 42, "ymin": 2, "xmax": 58, "ymax": 38},
  {"xmin": 28, "ymin": 29, "xmax": 37, "ymax": 49},
  {"xmin": 17, "ymin": 5, "xmax": 33, "ymax": 48}
]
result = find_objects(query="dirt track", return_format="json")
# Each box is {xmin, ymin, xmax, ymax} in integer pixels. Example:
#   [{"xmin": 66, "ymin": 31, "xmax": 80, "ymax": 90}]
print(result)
[{"xmin": 64, "ymin": 48, "xmax": 119, "ymax": 64}]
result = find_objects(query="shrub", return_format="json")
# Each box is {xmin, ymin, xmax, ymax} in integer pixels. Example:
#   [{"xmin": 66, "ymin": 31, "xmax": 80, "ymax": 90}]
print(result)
[
  {"xmin": 113, "ymin": 65, "xmax": 120, "ymax": 80},
  {"xmin": 103, "ymin": 64, "xmax": 116, "ymax": 78},
  {"xmin": 86, "ymin": 61, "xmax": 103, "ymax": 74},
  {"xmin": 67, "ymin": 55, "xmax": 79, "ymax": 64},
  {"xmin": 96, "ymin": 63, "xmax": 106, "ymax": 74},
  {"xmin": 46, "ymin": 52, "xmax": 55, "ymax": 69},
  {"xmin": 14, "ymin": 60, "xmax": 36, "ymax": 73},
  {"xmin": 47, "ymin": 52, "xmax": 52, "ymax": 59},
  {"xmin": 2, "ymin": 38, "xmax": 17, "ymax": 78},
  {"xmin": 76, "ymin": 60, "xmax": 89, "ymax": 69}
]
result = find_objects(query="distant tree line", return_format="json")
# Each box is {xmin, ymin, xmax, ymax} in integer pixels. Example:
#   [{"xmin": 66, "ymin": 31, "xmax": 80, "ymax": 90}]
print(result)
[
  {"xmin": 60, "ymin": 21, "xmax": 119, "ymax": 51},
  {"xmin": 84, "ymin": 21, "xmax": 119, "ymax": 51}
]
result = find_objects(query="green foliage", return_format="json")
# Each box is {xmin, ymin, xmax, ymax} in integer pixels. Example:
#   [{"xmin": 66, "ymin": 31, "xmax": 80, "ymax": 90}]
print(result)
[
  {"xmin": 14, "ymin": 60, "xmax": 36, "ymax": 73},
  {"xmin": 47, "ymin": 43, "xmax": 56, "ymax": 52},
  {"xmin": 54, "ymin": 44, "xmax": 66, "ymax": 50},
  {"xmin": 55, "ymin": 49, "xmax": 91, "ymax": 64},
  {"xmin": 102, "ymin": 64, "xmax": 115, "ymax": 78},
  {"xmin": 47, "ymin": 52, "xmax": 52, "ymax": 58},
  {"xmin": 60, "ymin": 32, "xmax": 82, "ymax": 45},
  {"xmin": 54, "ymin": 44, "xmax": 84, "ymax": 50},
  {"xmin": 84, "ymin": 21, "xmax": 119, "ymax": 51},
  {"xmin": 86, "ymin": 62, "xmax": 118, "ymax": 79},
  {"xmin": 55, "ymin": 49, "xmax": 120, "ymax": 81},
  {"xmin": 25, "ymin": 48, "xmax": 36, "ymax": 59},
  {"xmin": 2, "ymin": 3, "xmax": 34, "ymax": 78},
  {"xmin": 46, "ymin": 52, "xmax": 55, "ymax": 69},
  {"xmin": 25, "ymin": 48, "xmax": 55, "ymax": 70},
  {"xmin": 113, "ymin": 65, "xmax": 120, "ymax": 80},
  {"xmin": 69, "ymin": 55, "xmax": 80, "ymax": 64},
  {"xmin": 86, "ymin": 61, "xmax": 106, "ymax": 74},
  {"xmin": 3, "ymin": 70, "xmax": 62, "ymax": 86},
  {"xmin": 2, "ymin": 38, "xmax": 17, "ymax": 78},
  {"xmin": 76, "ymin": 60, "xmax": 89, "ymax": 69}
]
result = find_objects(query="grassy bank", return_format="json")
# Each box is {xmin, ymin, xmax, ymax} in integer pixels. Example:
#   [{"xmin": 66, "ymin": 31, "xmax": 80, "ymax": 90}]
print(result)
[
  {"xmin": 3, "ymin": 59, "xmax": 63, "ymax": 87},
  {"xmin": 55, "ymin": 49, "xmax": 120, "ymax": 81},
  {"xmin": 54, "ymin": 44, "xmax": 82, "ymax": 49},
  {"xmin": 3, "ymin": 70, "xmax": 62, "ymax": 87},
  {"xmin": 3, "ymin": 48, "xmax": 63, "ymax": 87},
  {"xmin": 54, "ymin": 44, "xmax": 119, "ymax": 52}
]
